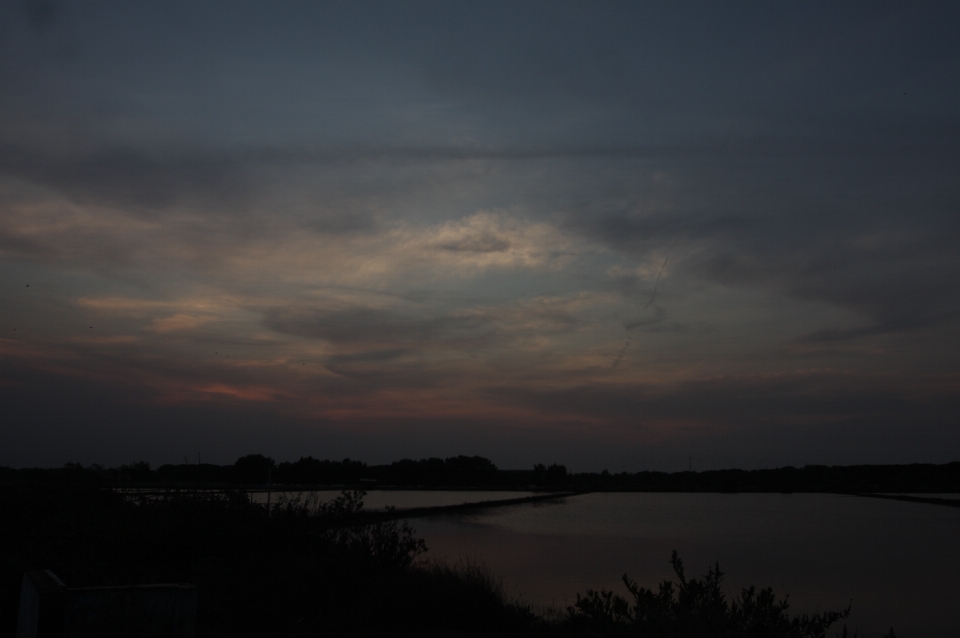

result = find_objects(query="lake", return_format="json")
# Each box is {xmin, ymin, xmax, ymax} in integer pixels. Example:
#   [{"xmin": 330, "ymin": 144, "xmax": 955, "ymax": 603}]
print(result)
[{"xmin": 403, "ymin": 492, "xmax": 960, "ymax": 638}]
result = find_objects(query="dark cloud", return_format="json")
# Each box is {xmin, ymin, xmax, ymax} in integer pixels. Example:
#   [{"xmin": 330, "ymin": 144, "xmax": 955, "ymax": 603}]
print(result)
[
  {"xmin": 0, "ymin": 121, "xmax": 696, "ymax": 225},
  {"xmin": 324, "ymin": 348, "xmax": 413, "ymax": 364},
  {"xmin": 257, "ymin": 298, "xmax": 592, "ymax": 386},
  {"xmin": 0, "ymin": 361, "xmax": 310, "ymax": 468},
  {"xmin": 489, "ymin": 371, "xmax": 960, "ymax": 433},
  {"xmin": 23, "ymin": 0, "xmax": 58, "ymax": 33},
  {"xmin": 262, "ymin": 306, "xmax": 492, "ymax": 346},
  {"xmin": 5, "ymin": 353, "xmax": 957, "ymax": 471},
  {"xmin": 435, "ymin": 233, "xmax": 511, "ymax": 254},
  {"xmin": 796, "ymin": 325, "xmax": 903, "ymax": 345},
  {"xmin": 698, "ymin": 216, "xmax": 960, "ymax": 340},
  {"xmin": 562, "ymin": 143, "xmax": 960, "ymax": 344},
  {"xmin": 0, "ymin": 143, "xmax": 251, "ymax": 210},
  {"xmin": 4, "ymin": 2, "xmax": 959, "ymax": 152}
]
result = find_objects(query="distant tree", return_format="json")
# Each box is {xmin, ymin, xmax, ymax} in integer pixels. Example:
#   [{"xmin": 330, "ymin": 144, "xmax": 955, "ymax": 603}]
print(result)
[
  {"xmin": 234, "ymin": 454, "xmax": 275, "ymax": 484},
  {"xmin": 444, "ymin": 456, "xmax": 498, "ymax": 486},
  {"xmin": 533, "ymin": 464, "xmax": 547, "ymax": 484},
  {"xmin": 546, "ymin": 464, "xmax": 568, "ymax": 486},
  {"xmin": 118, "ymin": 461, "xmax": 153, "ymax": 482},
  {"xmin": 534, "ymin": 463, "xmax": 568, "ymax": 487}
]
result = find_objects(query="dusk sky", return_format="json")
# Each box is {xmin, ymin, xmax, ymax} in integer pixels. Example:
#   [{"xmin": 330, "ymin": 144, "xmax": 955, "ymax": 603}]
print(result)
[{"xmin": 2, "ymin": 2, "xmax": 959, "ymax": 471}]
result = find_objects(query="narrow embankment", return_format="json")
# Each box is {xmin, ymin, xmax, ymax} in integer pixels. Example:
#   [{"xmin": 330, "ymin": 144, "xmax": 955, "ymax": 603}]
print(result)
[
  {"xmin": 856, "ymin": 493, "xmax": 960, "ymax": 507},
  {"xmin": 361, "ymin": 491, "xmax": 585, "ymax": 523}
]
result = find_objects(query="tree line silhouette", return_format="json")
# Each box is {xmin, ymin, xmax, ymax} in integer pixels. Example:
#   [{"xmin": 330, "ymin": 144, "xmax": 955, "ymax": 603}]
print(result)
[{"xmin": 2, "ymin": 456, "xmax": 959, "ymax": 493}]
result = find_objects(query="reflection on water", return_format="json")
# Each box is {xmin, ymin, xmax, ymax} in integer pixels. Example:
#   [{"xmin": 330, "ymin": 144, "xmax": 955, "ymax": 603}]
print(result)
[
  {"xmin": 411, "ymin": 493, "xmax": 960, "ymax": 638},
  {"xmin": 249, "ymin": 489, "xmax": 535, "ymax": 511}
]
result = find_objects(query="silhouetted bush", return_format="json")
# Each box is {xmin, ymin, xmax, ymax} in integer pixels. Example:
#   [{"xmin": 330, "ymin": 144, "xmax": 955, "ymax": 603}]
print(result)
[{"xmin": 567, "ymin": 551, "xmax": 850, "ymax": 638}]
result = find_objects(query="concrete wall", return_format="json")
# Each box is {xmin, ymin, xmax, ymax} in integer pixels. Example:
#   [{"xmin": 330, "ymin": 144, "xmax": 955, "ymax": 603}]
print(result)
[{"xmin": 17, "ymin": 571, "xmax": 197, "ymax": 638}]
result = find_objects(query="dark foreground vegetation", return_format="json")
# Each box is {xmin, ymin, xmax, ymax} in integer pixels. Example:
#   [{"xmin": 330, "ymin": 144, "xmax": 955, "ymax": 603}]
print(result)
[
  {"xmin": 2, "ymin": 456, "xmax": 959, "ymax": 494},
  {"xmin": 568, "ymin": 551, "xmax": 863, "ymax": 638},
  {"xmin": 2, "ymin": 484, "xmax": 866, "ymax": 637}
]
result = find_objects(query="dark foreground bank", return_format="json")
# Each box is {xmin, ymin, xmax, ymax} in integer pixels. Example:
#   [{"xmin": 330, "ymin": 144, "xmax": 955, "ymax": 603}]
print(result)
[{"xmin": 1, "ymin": 485, "xmax": 867, "ymax": 637}]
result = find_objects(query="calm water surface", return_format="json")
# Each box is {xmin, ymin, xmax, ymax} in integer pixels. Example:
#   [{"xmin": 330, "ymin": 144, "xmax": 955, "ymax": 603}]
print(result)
[{"xmin": 411, "ymin": 493, "xmax": 960, "ymax": 638}]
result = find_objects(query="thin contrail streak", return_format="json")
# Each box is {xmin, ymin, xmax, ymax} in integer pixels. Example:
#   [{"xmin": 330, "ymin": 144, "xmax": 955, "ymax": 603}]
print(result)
[
  {"xmin": 612, "ymin": 337, "xmax": 632, "ymax": 368},
  {"xmin": 645, "ymin": 255, "xmax": 669, "ymax": 309}
]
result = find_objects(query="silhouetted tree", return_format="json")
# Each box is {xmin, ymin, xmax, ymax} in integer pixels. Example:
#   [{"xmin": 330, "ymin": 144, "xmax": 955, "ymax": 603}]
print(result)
[
  {"xmin": 546, "ymin": 464, "xmax": 568, "ymax": 486},
  {"xmin": 234, "ymin": 454, "xmax": 275, "ymax": 484},
  {"xmin": 534, "ymin": 463, "xmax": 568, "ymax": 487}
]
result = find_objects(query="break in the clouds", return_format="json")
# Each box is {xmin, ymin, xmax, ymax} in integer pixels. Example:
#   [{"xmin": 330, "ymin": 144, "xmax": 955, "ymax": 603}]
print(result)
[{"xmin": 1, "ymin": 1, "xmax": 959, "ymax": 470}]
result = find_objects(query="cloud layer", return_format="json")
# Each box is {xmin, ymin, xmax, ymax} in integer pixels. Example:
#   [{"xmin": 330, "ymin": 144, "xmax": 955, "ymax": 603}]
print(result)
[{"xmin": 2, "ymin": 2, "xmax": 959, "ymax": 469}]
